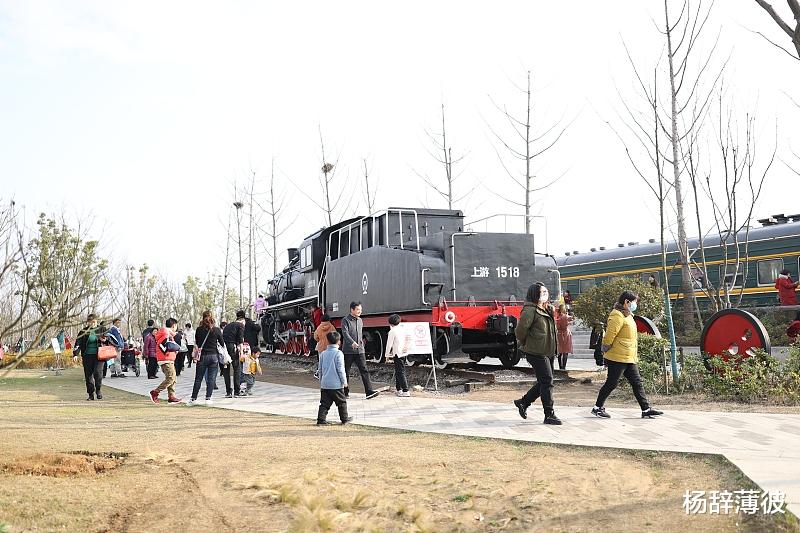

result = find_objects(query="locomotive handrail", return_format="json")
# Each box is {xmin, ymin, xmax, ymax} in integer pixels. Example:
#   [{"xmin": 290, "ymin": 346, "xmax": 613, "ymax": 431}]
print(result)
[
  {"xmin": 464, "ymin": 213, "xmax": 548, "ymax": 256},
  {"xmin": 421, "ymin": 268, "xmax": 431, "ymax": 306},
  {"xmin": 449, "ymin": 232, "xmax": 477, "ymax": 301}
]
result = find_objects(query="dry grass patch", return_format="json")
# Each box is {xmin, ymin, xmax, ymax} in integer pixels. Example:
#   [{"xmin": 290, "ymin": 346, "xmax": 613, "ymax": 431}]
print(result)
[{"xmin": 0, "ymin": 451, "xmax": 124, "ymax": 477}]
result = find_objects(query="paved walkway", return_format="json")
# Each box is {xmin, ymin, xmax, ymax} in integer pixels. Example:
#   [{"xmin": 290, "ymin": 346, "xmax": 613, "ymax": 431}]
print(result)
[{"xmin": 105, "ymin": 366, "xmax": 800, "ymax": 516}]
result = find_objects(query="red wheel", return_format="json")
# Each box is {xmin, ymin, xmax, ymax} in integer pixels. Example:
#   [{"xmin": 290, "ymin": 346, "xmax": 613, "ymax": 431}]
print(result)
[
  {"xmin": 634, "ymin": 315, "xmax": 661, "ymax": 337},
  {"xmin": 288, "ymin": 321, "xmax": 298, "ymax": 355},
  {"xmin": 303, "ymin": 323, "xmax": 314, "ymax": 356},
  {"xmin": 276, "ymin": 321, "xmax": 286, "ymax": 354},
  {"xmin": 282, "ymin": 321, "xmax": 292, "ymax": 355},
  {"xmin": 700, "ymin": 309, "xmax": 771, "ymax": 360},
  {"xmin": 294, "ymin": 320, "xmax": 305, "ymax": 356}
]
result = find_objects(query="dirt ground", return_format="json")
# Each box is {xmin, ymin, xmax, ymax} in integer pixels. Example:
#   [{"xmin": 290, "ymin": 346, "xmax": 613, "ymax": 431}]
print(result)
[
  {"xmin": 257, "ymin": 356, "xmax": 800, "ymax": 415},
  {"xmin": 0, "ymin": 370, "xmax": 796, "ymax": 533}
]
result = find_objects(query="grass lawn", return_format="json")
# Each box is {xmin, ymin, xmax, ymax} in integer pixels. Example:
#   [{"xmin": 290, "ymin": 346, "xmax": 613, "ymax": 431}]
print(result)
[{"xmin": 0, "ymin": 369, "xmax": 796, "ymax": 532}]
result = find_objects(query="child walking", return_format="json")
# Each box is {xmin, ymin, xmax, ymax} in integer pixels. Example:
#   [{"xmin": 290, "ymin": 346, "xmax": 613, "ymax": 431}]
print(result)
[
  {"xmin": 240, "ymin": 342, "xmax": 261, "ymax": 395},
  {"xmin": 316, "ymin": 331, "xmax": 352, "ymax": 425}
]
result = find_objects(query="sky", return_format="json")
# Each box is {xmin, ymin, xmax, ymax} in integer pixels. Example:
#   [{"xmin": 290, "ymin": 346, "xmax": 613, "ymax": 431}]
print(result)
[{"xmin": 1, "ymin": 1, "xmax": 798, "ymax": 293}]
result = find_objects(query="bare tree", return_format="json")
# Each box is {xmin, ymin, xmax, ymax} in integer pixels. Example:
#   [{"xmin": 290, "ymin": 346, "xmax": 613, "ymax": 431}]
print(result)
[
  {"xmin": 362, "ymin": 158, "xmax": 378, "ymax": 214},
  {"xmin": 609, "ymin": 57, "xmax": 681, "ymax": 379},
  {"xmin": 706, "ymin": 98, "xmax": 776, "ymax": 309},
  {"xmin": 486, "ymin": 71, "xmax": 570, "ymax": 233},
  {"xmin": 753, "ymin": 0, "xmax": 800, "ymax": 60},
  {"xmin": 318, "ymin": 126, "xmax": 348, "ymax": 226},
  {"xmin": 414, "ymin": 102, "xmax": 469, "ymax": 209}
]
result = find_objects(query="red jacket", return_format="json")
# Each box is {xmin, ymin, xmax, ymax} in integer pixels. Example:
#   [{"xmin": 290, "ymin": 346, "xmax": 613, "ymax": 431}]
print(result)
[
  {"xmin": 776, "ymin": 276, "xmax": 799, "ymax": 305},
  {"xmin": 143, "ymin": 333, "xmax": 156, "ymax": 358},
  {"xmin": 154, "ymin": 328, "xmax": 177, "ymax": 363},
  {"xmin": 787, "ymin": 320, "xmax": 800, "ymax": 342}
]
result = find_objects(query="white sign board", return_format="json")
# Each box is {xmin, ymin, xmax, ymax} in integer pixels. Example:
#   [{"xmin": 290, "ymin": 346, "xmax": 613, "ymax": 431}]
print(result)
[
  {"xmin": 50, "ymin": 338, "xmax": 61, "ymax": 354},
  {"xmin": 402, "ymin": 322, "xmax": 434, "ymax": 355}
]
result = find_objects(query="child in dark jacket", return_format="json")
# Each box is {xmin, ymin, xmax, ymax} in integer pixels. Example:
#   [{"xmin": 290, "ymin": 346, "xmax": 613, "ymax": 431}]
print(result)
[{"xmin": 316, "ymin": 332, "xmax": 352, "ymax": 425}]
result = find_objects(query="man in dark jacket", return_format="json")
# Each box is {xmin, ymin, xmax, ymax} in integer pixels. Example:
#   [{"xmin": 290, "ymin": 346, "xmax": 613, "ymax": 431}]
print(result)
[
  {"xmin": 142, "ymin": 319, "xmax": 158, "ymax": 378},
  {"xmin": 244, "ymin": 315, "xmax": 262, "ymax": 357},
  {"xmin": 340, "ymin": 301, "xmax": 378, "ymax": 399},
  {"xmin": 222, "ymin": 310, "xmax": 246, "ymax": 397}
]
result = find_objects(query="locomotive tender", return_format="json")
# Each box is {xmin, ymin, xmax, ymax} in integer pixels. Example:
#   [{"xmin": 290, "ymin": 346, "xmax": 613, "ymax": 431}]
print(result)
[{"xmin": 262, "ymin": 207, "xmax": 559, "ymax": 368}]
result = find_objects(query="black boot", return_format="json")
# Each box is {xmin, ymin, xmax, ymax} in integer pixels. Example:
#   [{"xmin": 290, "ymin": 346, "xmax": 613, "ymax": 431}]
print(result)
[
  {"xmin": 544, "ymin": 411, "xmax": 562, "ymax": 425},
  {"xmin": 513, "ymin": 399, "xmax": 528, "ymax": 420}
]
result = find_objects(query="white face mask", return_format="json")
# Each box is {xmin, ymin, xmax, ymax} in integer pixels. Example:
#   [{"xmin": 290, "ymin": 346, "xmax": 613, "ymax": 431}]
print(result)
[{"xmin": 539, "ymin": 291, "xmax": 549, "ymax": 303}]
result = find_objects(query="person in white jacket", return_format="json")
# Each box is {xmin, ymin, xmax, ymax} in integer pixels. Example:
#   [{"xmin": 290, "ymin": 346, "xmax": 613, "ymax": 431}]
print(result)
[{"xmin": 384, "ymin": 314, "xmax": 412, "ymax": 397}]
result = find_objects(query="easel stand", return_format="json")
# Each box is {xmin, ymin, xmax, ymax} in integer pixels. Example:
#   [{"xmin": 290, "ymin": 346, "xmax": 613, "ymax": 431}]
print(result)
[{"xmin": 424, "ymin": 352, "xmax": 439, "ymax": 391}]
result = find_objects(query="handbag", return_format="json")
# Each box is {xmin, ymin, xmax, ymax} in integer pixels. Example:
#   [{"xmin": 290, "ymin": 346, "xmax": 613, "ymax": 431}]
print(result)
[
  {"xmin": 97, "ymin": 345, "xmax": 117, "ymax": 361},
  {"xmin": 217, "ymin": 343, "xmax": 232, "ymax": 366}
]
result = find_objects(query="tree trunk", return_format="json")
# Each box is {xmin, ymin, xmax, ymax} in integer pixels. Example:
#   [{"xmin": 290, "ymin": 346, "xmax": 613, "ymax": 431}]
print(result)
[{"xmin": 665, "ymin": 0, "xmax": 696, "ymax": 333}]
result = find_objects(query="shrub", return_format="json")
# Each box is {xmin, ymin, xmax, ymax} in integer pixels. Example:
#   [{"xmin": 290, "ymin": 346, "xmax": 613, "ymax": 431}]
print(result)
[
  {"xmin": 573, "ymin": 277, "xmax": 664, "ymax": 329},
  {"xmin": 0, "ymin": 349, "xmax": 79, "ymax": 370},
  {"xmin": 675, "ymin": 349, "xmax": 800, "ymax": 404},
  {"xmin": 637, "ymin": 334, "xmax": 670, "ymax": 365}
]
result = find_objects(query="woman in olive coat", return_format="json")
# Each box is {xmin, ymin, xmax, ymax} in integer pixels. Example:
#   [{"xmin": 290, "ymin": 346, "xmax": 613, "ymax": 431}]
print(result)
[
  {"xmin": 590, "ymin": 290, "xmax": 663, "ymax": 419},
  {"xmin": 512, "ymin": 282, "xmax": 562, "ymax": 425}
]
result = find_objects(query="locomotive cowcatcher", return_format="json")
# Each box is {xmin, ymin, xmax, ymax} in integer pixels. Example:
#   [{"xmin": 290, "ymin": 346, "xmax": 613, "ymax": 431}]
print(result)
[{"xmin": 262, "ymin": 208, "xmax": 560, "ymax": 368}]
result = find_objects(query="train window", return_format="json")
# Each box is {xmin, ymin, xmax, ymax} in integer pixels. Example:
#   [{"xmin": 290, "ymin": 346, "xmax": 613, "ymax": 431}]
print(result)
[
  {"xmin": 757, "ymin": 258, "xmax": 784, "ymax": 286},
  {"xmin": 300, "ymin": 245, "xmax": 312, "ymax": 268},
  {"xmin": 718, "ymin": 264, "xmax": 744, "ymax": 288},
  {"xmin": 578, "ymin": 278, "xmax": 596, "ymax": 293}
]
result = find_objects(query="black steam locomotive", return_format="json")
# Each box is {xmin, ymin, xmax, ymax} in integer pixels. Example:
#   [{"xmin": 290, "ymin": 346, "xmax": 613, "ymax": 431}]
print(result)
[{"xmin": 261, "ymin": 208, "xmax": 559, "ymax": 368}]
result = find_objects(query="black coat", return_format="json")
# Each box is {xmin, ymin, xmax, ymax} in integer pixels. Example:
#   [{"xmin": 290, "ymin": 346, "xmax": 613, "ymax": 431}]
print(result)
[
  {"xmin": 244, "ymin": 318, "xmax": 261, "ymax": 351},
  {"xmin": 222, "ymin": 320, "xmax": 245, "ymax": 344}
]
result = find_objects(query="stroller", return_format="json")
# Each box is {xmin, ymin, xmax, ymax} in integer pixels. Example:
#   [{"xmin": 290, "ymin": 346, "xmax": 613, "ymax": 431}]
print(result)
[{"xmin": 121, "ymin": 343, "xmax": 141, "ymax": 377}]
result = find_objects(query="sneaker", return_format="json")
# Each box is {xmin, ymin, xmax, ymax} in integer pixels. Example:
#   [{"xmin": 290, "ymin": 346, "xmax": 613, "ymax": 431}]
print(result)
[
  {"xmin": 513, "ymin": 399, "xmax": 528, "ymax": 420},
  {"xmin": 224, "ymin": 393, "xmax": 233, "ymax": 399},
  {"xmin": 109, "ymin": 374, "xmax": 118, "ymax": 378},
  {"xmin": 205, "ymin": 398, "xmax": 214, "ymax": 405},
  {"xmin": 96, "ymin": 393, "xmax": 103, "ymax": 400},
  {"xmin": 401, "ymin": 391, "xmax": 411, "ymax": 397},
  {"xmin": 168, "ymin": 396, "xmax": 183, "ymax": 404},
  {"xmin": 316, "ymin": 420, "xmax": 334, "ymax": 425},
  {"xmin": 365, "ymin": 391, "xmax": 379, "ymax": 400},
  {"xmin": 186, "ymin": 399, "xmax": 196, "ymax": 407},
  {"xmin": 86, "ymin": 395, "xmax": 95, "ymax": 401},
  {"xmin": 149, "ymin": 390, "xmax": 160, "ymax": 404},
  {"xmin": 543, "ymin": 413, "xmax": 563, "ymax": 425},
  {"xmin": 118, "ymin": 374, "xmax": 126, "ymax": 378},
  {"xmin": 641, "ymin": 408, "xmax": 663, "ymax": 418},
  {"xmin": 341, "ymin": 417, "xmax": 354, "ymax": 424},
  {"xmin": 395, "ymin": 390, "xmax": 404, "ymax": 397},
  {"xmin": 591, "ymin": 407, "xmax": 611, "ymax": 419}
]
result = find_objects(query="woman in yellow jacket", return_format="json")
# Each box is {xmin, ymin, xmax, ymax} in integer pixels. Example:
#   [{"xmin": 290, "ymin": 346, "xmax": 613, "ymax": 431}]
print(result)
[{"xmin": 591, "ymin": 290, "xmax": 663, "ymax": 419}]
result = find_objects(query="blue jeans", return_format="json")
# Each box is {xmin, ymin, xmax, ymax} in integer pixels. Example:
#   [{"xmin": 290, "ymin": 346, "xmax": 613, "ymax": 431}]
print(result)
[{"xmin": 191, "ymin": 354, "xmax": 219, "ymax": 400}]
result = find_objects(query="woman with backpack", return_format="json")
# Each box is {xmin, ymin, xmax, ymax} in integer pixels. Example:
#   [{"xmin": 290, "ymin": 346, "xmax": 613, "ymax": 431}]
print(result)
[
  {"xmin": 590, "ymin": 290, "xmax": 663, "ymax": 419},
  {"xmin": 187, "ymin": 311, "xmax": 226, "ymax": 406},
  {"xmin": 512, "ymin": 282, "xmax": 562, "ymax": 425}
]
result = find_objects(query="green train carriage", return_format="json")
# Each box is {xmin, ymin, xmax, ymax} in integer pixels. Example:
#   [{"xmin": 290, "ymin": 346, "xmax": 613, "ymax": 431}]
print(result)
[{"xmin": 557, "ymin": 215, "xmax": 800, "ymax": 309}]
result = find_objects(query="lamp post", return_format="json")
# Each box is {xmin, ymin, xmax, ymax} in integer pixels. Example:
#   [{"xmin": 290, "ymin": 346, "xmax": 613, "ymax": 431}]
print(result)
[{"xmin": 233, "ymin": 201, "xmax": 244, "ymax": 310}]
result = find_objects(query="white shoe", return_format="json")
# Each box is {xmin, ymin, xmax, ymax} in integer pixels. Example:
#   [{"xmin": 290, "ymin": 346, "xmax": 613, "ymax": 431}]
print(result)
[
  {"xmin": 205, "ymin": 398, "xmax": 214, "ymax": 405},
  {"xmin": 396, "ymin": 390, "xmax": 404, "ymax": 397},
  {"xmin": 401, "ymin": 391, "xmax": 411, "ymax": 397},
  {"xmin": 186, "ymin": 399, "xmax": 196, "ymax": 407}
]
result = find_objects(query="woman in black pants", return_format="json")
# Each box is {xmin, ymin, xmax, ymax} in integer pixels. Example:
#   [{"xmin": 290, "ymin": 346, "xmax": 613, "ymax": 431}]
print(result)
[
  {"xmin": 73, "ymin": 314, "xmax": 110, "ymax": 400},
  {"xmin": 187, "ymin": 311, "xmax": 225, "ymax": 406},
  {"xmin": 590, "ymin": 290, "xmax": 663, "ymax": 419},
  {"xmin": 512, "ymin": 283, "xmax": 562, "ymax": 425}
]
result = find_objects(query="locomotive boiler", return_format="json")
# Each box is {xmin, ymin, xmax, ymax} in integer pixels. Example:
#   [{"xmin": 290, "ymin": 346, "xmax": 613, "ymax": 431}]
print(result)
[{"xmin": 261, "ymin": 208, "xmax": 560, "ymax": 368}]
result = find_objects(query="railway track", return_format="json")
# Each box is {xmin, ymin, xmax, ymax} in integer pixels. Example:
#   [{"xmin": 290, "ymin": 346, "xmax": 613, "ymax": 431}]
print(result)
[{"xmin": 260, "ymin": 352, "xmax": 589, "ymax": 390}]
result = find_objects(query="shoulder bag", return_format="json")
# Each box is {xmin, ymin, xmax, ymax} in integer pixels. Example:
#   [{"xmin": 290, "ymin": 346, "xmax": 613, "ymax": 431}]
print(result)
[{"xmin": 216, "ymin": 333, "xmax": 232, "ymax": 367}]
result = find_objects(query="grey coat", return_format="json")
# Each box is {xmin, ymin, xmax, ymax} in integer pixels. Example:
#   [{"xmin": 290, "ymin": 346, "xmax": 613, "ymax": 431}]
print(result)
[{"xmin": 340, "ymin": 314, "xmax": 364, "ymax": 354}]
